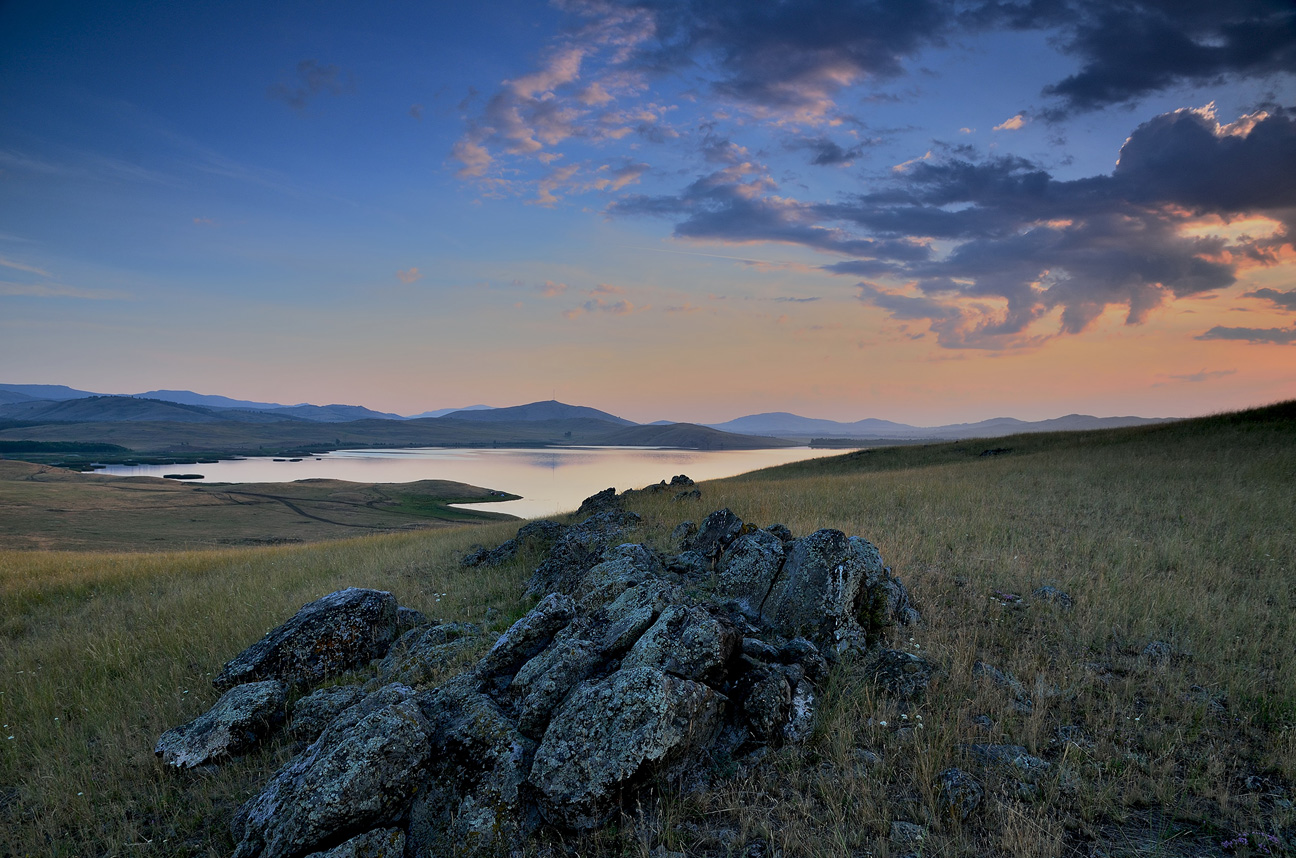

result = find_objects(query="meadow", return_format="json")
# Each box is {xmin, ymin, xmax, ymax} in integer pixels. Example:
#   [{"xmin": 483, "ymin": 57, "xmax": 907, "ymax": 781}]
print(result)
[{"xmin": 1, "ymin": 402, "xmax": 1292, "ymax": 857}]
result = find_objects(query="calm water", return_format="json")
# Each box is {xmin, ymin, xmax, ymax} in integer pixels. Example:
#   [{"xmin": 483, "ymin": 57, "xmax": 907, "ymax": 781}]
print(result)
[{"xmin": 97, "ymin": 446, "xmax": 849, "ymax": 519}]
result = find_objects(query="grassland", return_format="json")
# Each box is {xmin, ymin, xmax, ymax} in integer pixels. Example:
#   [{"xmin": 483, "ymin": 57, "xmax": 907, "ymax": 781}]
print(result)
[
  {"xmin": 1, "ymin": 402, "xmax": 1292, "ymax": 857},
  {"xmin": 0, "ymin": 461, "xmax": 518, "ymax": 551}
]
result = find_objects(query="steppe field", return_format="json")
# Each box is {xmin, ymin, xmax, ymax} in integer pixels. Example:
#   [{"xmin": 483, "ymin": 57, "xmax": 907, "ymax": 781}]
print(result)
[{"xmin": 1, "ymin": 402, "xmax": 1292, "ymax": 857}]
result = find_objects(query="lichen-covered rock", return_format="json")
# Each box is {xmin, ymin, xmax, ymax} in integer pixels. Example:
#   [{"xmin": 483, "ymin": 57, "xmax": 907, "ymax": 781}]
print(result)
[
  {"xmin": 526, "ymin": 510, "xmax": 642, "ymax": 597},
  {"xmin": 861, "ymin": 567, "xmax": 921, "ymax": 633},
  {"xmin": 232, "ymin": 697, "xmax": 432, "ymax": 858},
  {"xmin": 156, "ymin": 680, "xmax": 287, "ymax": 768},
  {"xmin": 740, "ymin": 667, "xmax": 792, "ymax": 743},
  {"xmin": 530, "ymin": 666, "xmax": 727, "ymax": 829},
  {"xmin": 669, "ymin": 520, "xmax": 697, "ymax": 546},
  {"xmin": 937, "ymin": 767, "xmax": 983, "ymax": 821},
  {"xmin": 303, "ymin": 828, "xmax": 405, "ymax": 858},
  {"xmin": 966, "ymin": 743, "xmax": 1052, "ymax": 781},
  {"xmin": 1032, "ymin": 585, "xmax": 1073, "ymax": 609},
  {"xmin": 373, "ymin": 622, "xmax": 482, "ymax": 687},
  {"xmin": 589, "ymin": 578, "xmax": 677, "ymax": 655},
  {"xmin": 409, "ymin": 676, "xmax": 539, "ymax": 856},
  {"xmin": 572, "ymin": 543, "xmax": 661, "ymax": 610},
  {"xmin": 477, "ymin": 593, "xmax": 575, "ymax": 681},
  {"xmin": 716, "ymin": 529, "xmax": 785, "ymax": 618},
  {"xmin": 760, "ymin": 530, "xmax": 882, "ymax": 652},
  {"xmin": 463, "ymin": 520, "xmax": 567, "ymax": 567},
  {"xmin": 870, "ymin": 648, "xmax": 937, "ymax": 701},
  {"xmin": 215, "ymin": 588, "xmax": 399, "ymax": 690},
  {"xmin": 509, "ymin": 637, "xmax": 601, "ymax": 738},
  {"xmin": 575, "ymin": 487, "xmax": 621, "ymax": 517},
  {"xmin": 684, "ymin": 508, "xmax": 745, "ymax": 560},
  {"xmin": 290, "ymin": 684, "xmax": 366, "ymax": 743},
  {"xmin": 621, "ymin": 605, "xmax": 737, "ymax": 684}
]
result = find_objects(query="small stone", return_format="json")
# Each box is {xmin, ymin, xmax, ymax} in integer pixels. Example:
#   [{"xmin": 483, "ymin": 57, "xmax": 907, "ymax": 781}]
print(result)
[
  {"xmin": 937, "ymin": 767, "xmax": 983, "ymax": 821},
  {"xmin": 1032, "ymin": 585, "xmax": 1073, "ymax": 609},
  {"xmin": 889, "ymin": 820, "xmax": 925, "ymax": 847}
]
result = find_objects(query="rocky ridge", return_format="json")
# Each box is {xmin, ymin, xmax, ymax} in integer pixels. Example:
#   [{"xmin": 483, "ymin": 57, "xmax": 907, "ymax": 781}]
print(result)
[{"xmin": 157, "ymin": 481, "xmax": 923, "ymax": 858}]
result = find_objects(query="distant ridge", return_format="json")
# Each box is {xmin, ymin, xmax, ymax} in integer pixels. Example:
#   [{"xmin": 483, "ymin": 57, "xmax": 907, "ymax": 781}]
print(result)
[
  {"xmin": 0, "ymin": 383, "xmax": 103, "ymax": 401},
  {"xmin": 440, "ymin": 400, "xmax": 634, "ymax": 426},
  {"xmin": 408, "ymin": 405, "xmax": 494, "ymax": 419},
  {"xmin": 708, "ymin": 411, "xmax": 1172, "ymax": 440},
  {"xmin": 131, "ymin": 389, "xmax": 288, "ymax": 410}
]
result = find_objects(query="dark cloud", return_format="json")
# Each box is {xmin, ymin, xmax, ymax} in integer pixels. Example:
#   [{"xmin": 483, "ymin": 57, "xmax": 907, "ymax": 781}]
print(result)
[
  {"xmin": 775, "ymin": 296, "xmax": 821, "ymax": 303},
  {"xmin": 793, "ymin": 136, "xmax": 871, "ymax": 166},
  {"xmin": 1244, "ymin": 287, "xmax": 1296, "ymax": 310},
  {"xmin": 1196, "ymin": 323, "xmax": 1296, "ymax": 343},
  {"xmin": 1030, "ymin": 2, "xmax": 1296, "ymax": 116},
  {"xmin": 268, "ymin": 60, "xmax": 349, "ymax": 110}
]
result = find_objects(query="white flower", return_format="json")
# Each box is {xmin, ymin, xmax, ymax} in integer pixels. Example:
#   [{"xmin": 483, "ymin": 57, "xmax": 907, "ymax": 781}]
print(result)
[{"xmin": 879, "ymin": 720, "xmax": 888, "ymax": 727}]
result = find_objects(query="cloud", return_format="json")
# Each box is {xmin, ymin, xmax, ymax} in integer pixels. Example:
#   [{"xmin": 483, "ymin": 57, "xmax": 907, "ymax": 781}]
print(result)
[
  {"xmin": 396, "ymin": 268, "xmax": 422, "ymax": 283},
  {"xmin": 409, "ymin": 104, "xmax": 424, "ymax": 120},
  {"xmin": 993, "ymin": 113, "xmax": 1025, "ymax": 131},
  {"xmin": 592, "ymin": 283, "xmax": 625, "ymax": 294},
  {"xmin": 193, "ymin": 217, "xmax": 216, "ymax": 226},
  {"xmin": 562, "ymin": 295, "xmax": 646, "ymax": 318},
  {"xmin": 1160, "ymin": 369, "xmax": 1238, "ymax": 383},
  {"xmin": 0, "ymin": 256, "xmax": 52, "ymax": 277},
  {"xmin": 538, "ymin": 280, "xmax": 569, "ymax": 297},
  {"xmin": 1197, "ymin": 323, "xmax": 1296, "ymax": 344},
  {"xmin": 0, "ymin": 280, "xmax": 130, "ymax": 300},
  {"xmin": 775, "ymin": 295, "xmax": 821, "ymax": 303},
  {"xmin": 1244, "ymin": 287, "xmax": 1296, "ymax": 310},
  {"xmin": 1025, "ymin": 3, "xmax": 1296, "ymax": 116},
  {"xmin": 268, "ymin": 60, "xmax": 349, "ymax": 110},
  {"xmin": 791, "ymin": 136, "xmax": 871, "ymax": 166},
  {"xmin": 612, "ymin": 105, "xmax": 1296, "ymax": 348}
]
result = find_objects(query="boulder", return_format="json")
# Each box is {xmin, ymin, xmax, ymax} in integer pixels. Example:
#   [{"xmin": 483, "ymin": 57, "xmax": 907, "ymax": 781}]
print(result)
[
  {"xmin": 716, "ymin": 529, "xmax": 785, "ymax": 618},
  {"xmin": 684, "ymin": 508, "xmax": 745, "ymax": 561},
  {"xmin": 290, "ymin": 684, "xmax": 367, "ymax": 743},
  {"xmin": 575, "ymin": 487, "xmax": 621, "ymax": 517},
  {"xmin": 303, "ymin": 828, "xmax": 405, "ymax": 858},
  {"xmin": 588, "ymin": 578, "xmax": 677, "ymax": 655},
  {"xmin": 156, "ymin": 680, "xmax": 287, "ymax": 768},
  {"xmin": 572, "ymin": 543, "xmax": 661, "ymax": 611},
  {"xmin": 669, "ymin": 520, "xmax": 697, "ymax": 546},
  {"xmin": 214, "ymin": 588, "xmax": 399, "ymax": 690},
  {"xmin": 477, "ymin": 593, "xmax": 576, "ymax": 681},
  {"xmin": 937, "ymin": 767, "xmax": 983, "ymax": 821},
  {"xmin": 529, "ymin": 666, "xmax": 727, "ymax": 829},
  {"xmin": 760, "ymin": 530, "xmax": 881, "ymax": 652},
  {"xmin": 861, "ymin": 567, "xmax": 921, "ymax": 633},
  {"xmin": 508, "ymin": 637, "xmax": 601, "ymax": 738},
  {"xmin": 621, "ymin": 605, "xmax": 737, "ymax": 684},
  {"xmin": 869, "ymin": 648, "xmax": 936, "ymax": 701},
  {"xmin": 965, "ymin": 743, "xmax": 1052, "ymax": 781},
  {"xmin": 232, "ymin": 696, "xmax": 433, "ymax": 858},
  {"xmin": 372, "ymin": 622, "xmax": 482, "ymax": 688},
  {"xmin": 463, "ymin": 520, "xmax": 567, "ymax": 567},
  {"xmin": 740, "ymin": 667, "xmax": 793, "ymax": 743},
  {"xmin": 526, "ymin": 510, "xmax": 642, "ymax": 597},
  {"xmin": 409, "ymin": 676, "xmax": 539, "ymax": 856}
]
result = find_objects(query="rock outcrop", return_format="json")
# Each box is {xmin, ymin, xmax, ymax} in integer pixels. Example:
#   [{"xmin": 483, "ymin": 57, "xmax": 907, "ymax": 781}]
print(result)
[
  {"xmin": 155, "ymin": 680, "xmax": 287, "ymax": 768},
  {"xmin": 163, "ymin": 489, "xmax": 921, "ymax": 857},
  {"xmin": 214, "ymin": 588, "xmax": 399, "ymax": 690}
]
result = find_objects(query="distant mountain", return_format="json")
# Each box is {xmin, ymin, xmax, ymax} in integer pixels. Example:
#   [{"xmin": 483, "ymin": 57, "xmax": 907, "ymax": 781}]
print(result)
[
  {"xmin": 0, "ymin": 383, "xmax": 103, "ymax": 401},
  {"xmin": 0, "ymin": 389, "xmax": 40, "ymax": 405},
  {"xmin": 441, "ymin": 400, "xmax": 634, "ymax": 426},
  {"xmin": 407, "ymin": 405, "xmax": 495, "ymax": 419},
  {"xmin": 262, "ymin": 403, "xmax": 405, "ymax": 422},
  {"xmin": 709, "ymin": 411, "xmax": 1172, "ymax": 440},
  {"xmin": 131, "ymin": 389, "xmax": 288, "ymax": 410},
  {"xmin": 0, "ymin": 396, "xmax": 301, "ymax": 424},
  {"xmin": 595, "ymin": 423, "xmax": 797, "ymax": 450},
  {"xmin": 708, "ymin": 412, "xmax": 915, "ymax": 437}
]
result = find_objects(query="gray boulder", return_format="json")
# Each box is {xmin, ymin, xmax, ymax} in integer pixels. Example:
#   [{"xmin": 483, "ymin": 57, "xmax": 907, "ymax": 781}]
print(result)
[
  {"xmin": 572, "ymin": 543, "xmax": 661, "ymax": 610},
  {"xmin": 716, "ymin": 529, "xmax": 785, "ymax": 618},
  {"xmin": 529, "ymin": 666, "xmax": 727, "ymax": 829},
  {"xmin": 463, "ymin": 520, "xmax": 566, "ymax": 568},
  {"xmin": 685, "ymin": 508, "xmax": 745, "ymax": 561},
  {"xmin": 290, "ymin": 684, "xmax": 367, "ymax": 743},
  {"xmin": 156, "ymin": 680, "xmax": 287, "ymax": 768},
  {"xmin": 409, "ymin": 676, "xmax": 539, "ymax": 856},
  {"xmin": 526, "ymin": 510, "xmax": 642, "ymax": 597},
  {"xmin": 1032, "ymin": 585, "xmax": 1073, "ymax": 609},
  {"xmin": 669, "ymin": 520, "xmax": 697, "ymax": 546},
  {"xmin": 937, "ymin": 767, "xmax": 983, "ymax": 821},
  {"xmin": 870, "ymin": 648, "xmax": 937, "ymax": 701},
  {"xmin": 966, "ymin": 743, "xmax": 1052, "ymax": 781},
  {"xmin": 373, "ymin": 622, "xmax": 482, "ymax": 688},
  {"xmin": 477, "ymin": 593, "xmax": 576, "ymax": 681},
  {"xmin": 508, "ymin": 637, "xmax": 601, "ymax": 739},
  {"xmin": 303, "ymin": 828, "xmax": 405, "ymax": 858},
  {"xmin": 760, "ymin": 530, "xmax": 882, "ymax": 652},
  {"xmin": 588, "ymin": 578, "xmax": 677, "ymax": 655},
  {"xmin": 622, "ymin": 605, "xmax": 737, "ymax": 684},
  {"xmin": 232, "ymin": 696, "xmax": 432, "ymax": 858},
  {"xmin": 215, "ymin": 588, "xmax": 399, "ymax": 690},
  {"xmin": 740, "ymin": 667, "xmax": 793, "ymax": 743}
]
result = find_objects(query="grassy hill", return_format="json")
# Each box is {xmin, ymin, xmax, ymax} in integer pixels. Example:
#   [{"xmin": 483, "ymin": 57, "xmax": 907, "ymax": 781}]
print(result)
[{"xmin": 1, "ymin": 401, "xmax": 1292, "ymax": 856}]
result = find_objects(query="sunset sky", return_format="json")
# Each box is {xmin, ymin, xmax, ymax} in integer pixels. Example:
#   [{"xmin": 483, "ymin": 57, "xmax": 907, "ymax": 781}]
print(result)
[{"xmin": 2, "ymin": 0, "xmax": 1294, "ymax": 425}]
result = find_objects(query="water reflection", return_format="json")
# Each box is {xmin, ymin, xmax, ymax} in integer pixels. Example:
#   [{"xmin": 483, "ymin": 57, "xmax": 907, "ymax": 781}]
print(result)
[{"xmin": 98, "ymin": 446, "xmax": 850, "ymax": 519}]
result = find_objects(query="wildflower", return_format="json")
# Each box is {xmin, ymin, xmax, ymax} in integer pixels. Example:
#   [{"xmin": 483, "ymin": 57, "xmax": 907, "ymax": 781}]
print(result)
[{"xmin": 879, "ymin": 720, "xmax": 888, "ymax": 727}]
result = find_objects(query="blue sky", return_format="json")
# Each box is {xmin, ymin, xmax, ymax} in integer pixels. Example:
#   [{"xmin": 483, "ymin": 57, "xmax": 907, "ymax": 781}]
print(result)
[{"xmin": 2, "ymin": 1, "xmax": 1294, "ymax": 423}]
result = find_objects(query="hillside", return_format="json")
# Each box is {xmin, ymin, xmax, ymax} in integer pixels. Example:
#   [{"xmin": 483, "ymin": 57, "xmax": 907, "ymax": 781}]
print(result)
[
  {"xmin": 442, "ymin": 399, "xmax": 634, "ymax": 425},
  {"xmin": 2, "ymin": 400, "xmax": 1291, "ymax": 857},
  {"xmin": 0, "ymin": 396, "xmax": 300, "ymax": 425}
]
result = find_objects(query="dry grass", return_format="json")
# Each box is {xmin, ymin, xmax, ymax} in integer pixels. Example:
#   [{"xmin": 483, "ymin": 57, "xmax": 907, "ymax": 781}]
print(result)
[{"xmin": 2, "ymin": 403, "xmax": 1293, "ymax": 856}]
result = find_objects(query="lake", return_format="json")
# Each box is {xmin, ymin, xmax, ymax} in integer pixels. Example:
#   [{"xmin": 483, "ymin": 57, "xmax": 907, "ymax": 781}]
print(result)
[{"xmin": 96, "ymin": 446, "xmax": 852, "ymax": 519}]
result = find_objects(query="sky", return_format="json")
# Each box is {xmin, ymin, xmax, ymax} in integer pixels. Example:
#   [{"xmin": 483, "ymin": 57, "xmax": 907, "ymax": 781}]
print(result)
[{"xmin": 1, "ymin": 0, "xmax": 1294, "ymax": 425}]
